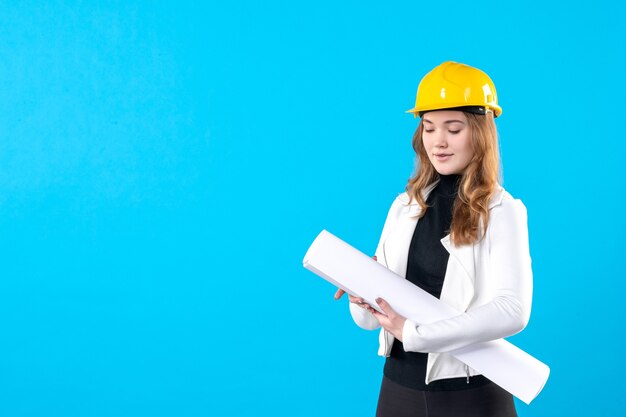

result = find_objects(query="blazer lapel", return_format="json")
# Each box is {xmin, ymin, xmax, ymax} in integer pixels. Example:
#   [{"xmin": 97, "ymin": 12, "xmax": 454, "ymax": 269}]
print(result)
[
  {"xmin": 381, "ymin": 182, "xmax": 438, "ymax": 277},
  {"xmin": 382, "ymin": 212, "xmax": 418, "ymax": 277},
  {"xmin": 439, "ymin": 185, "xmax": 505, "ymax": 312},
  {"xmin": 439, "ymin": 235, "xmax": 476, "ymax": 312}
]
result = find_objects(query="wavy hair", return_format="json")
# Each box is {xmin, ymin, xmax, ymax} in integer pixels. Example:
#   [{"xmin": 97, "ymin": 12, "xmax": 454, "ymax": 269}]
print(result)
[{"xmin": 405, "ymin": 112, "xmax": 501, "ymax": 246}]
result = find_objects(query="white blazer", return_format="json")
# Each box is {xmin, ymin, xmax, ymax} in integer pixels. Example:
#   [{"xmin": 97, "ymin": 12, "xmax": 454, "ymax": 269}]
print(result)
[{"xmin": 349, "ymin": 181, "xmax": 533, "ymax": 384}]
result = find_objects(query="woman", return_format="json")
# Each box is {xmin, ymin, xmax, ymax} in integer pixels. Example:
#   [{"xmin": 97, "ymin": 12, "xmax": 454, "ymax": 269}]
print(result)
[{"xmin": 334, "ymin": 61, "xmax": 532, "ymax": 417}]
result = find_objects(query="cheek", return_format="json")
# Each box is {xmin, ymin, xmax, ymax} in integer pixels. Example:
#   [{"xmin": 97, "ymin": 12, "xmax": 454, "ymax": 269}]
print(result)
[
  {"xmin": 458, "ymin": 133, "xmax": 473, "ymax": 154},
  {"xmin": 421, "ymin": 137, "xmax": 432, "ymax": 158},
  {"xmin": 422, "ymin": 137, "xmax": 436, "ymax": 158}
]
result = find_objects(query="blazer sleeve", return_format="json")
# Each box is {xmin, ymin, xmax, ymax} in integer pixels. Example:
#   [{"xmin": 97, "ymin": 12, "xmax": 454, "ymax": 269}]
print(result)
[
  {"xmin": 348, "ymin": 195, "xmax": 404, "ymax": 331},
  {"xmin": 402, "ymin": 198, "xmax": 533, "ymax": 353}
]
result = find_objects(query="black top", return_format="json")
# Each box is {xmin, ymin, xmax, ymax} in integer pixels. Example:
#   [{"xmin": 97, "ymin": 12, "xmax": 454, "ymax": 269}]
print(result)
[
  {"xmin": 383, "ymin": 174, "xmax": 490, "ymax": 391},
  {"xmin": 405, "ymin": 174, "xmax": 460, "ymax": 300}
]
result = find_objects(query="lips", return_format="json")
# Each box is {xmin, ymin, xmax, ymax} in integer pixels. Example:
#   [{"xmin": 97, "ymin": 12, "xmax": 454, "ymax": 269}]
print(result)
[{"xmin": 434, "ymin": 153, "xmax": 452, "ymax": 161}]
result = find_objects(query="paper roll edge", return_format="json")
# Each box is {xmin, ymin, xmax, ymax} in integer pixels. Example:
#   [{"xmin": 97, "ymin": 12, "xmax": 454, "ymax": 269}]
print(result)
[
  {"xmin": 520, "ymin": 363, "xmax": 550, "ymax": 405},
  {"xmin": 302, "ymin": 229, "xmax": 331, "ymax": 267}
]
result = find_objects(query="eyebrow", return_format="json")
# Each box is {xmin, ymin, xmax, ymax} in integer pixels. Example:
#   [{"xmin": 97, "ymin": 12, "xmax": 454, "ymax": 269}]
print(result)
[{"xmin": 422, "ymin": 118, "xmax": 466, "ymax": 125}]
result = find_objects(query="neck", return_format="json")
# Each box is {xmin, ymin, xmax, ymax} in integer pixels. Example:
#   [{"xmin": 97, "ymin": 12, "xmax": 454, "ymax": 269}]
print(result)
[{"xmin": 437, "ymin": 173, "xmax": 461, "ymax": 195}]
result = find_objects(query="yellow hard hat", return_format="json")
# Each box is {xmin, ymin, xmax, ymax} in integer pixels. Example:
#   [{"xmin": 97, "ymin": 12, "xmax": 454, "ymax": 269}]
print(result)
[{"xmin": 406, "ymin": 61, "xmax": 502, "ymax": 118}]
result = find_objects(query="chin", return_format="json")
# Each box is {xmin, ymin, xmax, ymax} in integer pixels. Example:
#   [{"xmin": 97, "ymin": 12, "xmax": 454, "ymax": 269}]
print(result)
[{"xmin": 435, "ymin": 167, "xmax": 458, "ymax": 175}]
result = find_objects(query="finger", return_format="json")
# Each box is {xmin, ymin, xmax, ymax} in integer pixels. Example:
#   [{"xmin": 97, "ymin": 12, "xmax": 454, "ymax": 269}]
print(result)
[
  {"xmin": 366, "ymin": 305, "xmax": 378, "ymax": 315},
  {"xmin": 334, "ymin": 289, "xmax": 345, "ymax": 300},
  {"xmin": 370, "ymin": 309, "xmax": 389, "ymax": 323},
  {"xmin": 348, "ymin": 295, "xmax": 365, "ymax": 304},
  {"xmin": 375, "ymin": 297, "xmax": 393, "ymax": 315}
]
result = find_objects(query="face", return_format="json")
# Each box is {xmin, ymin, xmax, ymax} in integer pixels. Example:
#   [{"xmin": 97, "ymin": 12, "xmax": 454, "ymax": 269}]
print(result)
[{"xmin": 421, "ymin": 110, "xmax": 473, "ymax": 175}]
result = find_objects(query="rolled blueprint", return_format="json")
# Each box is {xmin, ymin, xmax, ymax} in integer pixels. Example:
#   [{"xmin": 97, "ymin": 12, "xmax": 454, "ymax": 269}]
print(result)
[{"xmin": 303, "ymin": 229, "xmax": 550, "ymax": 405}]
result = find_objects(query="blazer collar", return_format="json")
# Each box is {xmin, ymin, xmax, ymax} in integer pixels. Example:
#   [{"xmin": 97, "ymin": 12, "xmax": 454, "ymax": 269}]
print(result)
[{"xmin": 399, "ymin": 182, "xmax": 505, "ymax": 217}]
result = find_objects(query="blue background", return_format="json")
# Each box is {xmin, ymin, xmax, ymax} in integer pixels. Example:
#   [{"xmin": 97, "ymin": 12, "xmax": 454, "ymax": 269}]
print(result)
[{"xmin": 1, "ymin": 1, "xmax": 624, "ymax": 416}]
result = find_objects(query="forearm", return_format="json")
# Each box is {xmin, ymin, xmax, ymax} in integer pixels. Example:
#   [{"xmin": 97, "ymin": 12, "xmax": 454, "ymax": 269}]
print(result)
[{"xmin": 402, "ymin": 292, "xmax": 529, "ymax": 353}]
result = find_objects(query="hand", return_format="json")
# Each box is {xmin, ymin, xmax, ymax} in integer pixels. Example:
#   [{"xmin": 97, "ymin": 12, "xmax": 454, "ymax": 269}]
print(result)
[
  {"xmin": 370, "ymin": 297, "xmax": 406, "ymax": 342},
  {"xmin": 333, "ymin": 288, "xmax": 371, "ymax": 309},
  {"xmin": 334, "ymin": 256, "xmax": 377, "ymax": 309}
]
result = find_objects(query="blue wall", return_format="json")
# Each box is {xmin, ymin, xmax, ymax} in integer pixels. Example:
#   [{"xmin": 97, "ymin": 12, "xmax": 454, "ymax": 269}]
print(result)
[{"xmin": 1, "ymin": 1, "xmax": 624, "ymax": 415}]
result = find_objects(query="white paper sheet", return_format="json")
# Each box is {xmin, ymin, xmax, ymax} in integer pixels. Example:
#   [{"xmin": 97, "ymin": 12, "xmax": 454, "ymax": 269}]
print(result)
[{"xmin": 303, "ymin": 229, "xmax": 549, "ymax": 405}]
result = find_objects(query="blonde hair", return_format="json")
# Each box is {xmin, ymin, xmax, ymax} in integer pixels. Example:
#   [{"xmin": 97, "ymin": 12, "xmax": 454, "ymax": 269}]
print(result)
[{"xmin": 405, "ymin": 112, "xmax": 501, "ymax": 246}]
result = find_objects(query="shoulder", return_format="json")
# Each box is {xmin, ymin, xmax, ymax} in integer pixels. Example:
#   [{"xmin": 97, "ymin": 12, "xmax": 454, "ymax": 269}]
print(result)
[
  {"xmin": 397, "ymin": 191, "xmax": 411, "ymax": 205},
  {"xmin": 379, "ymin": 191, "xmax": 417, "ymax": 224},
  {"xmin": 394, "ymin": 191, "xmax": 421, "ymax": 213},
  {"xmin": 488, "ymin": 186, "xmax": 529, "ymax": 230},
  {"xmin": 491, "ymin": 186, "xmax": 527, "ymax": 211},
  {"xmin": 388, "ymin": 192, "xmax": 410, "ymax": 216}
]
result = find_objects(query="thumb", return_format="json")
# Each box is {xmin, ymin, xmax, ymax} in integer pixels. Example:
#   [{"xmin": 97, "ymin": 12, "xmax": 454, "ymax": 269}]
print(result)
[{"xmin": 375, "ymin": 297, "xmax": 390, "ymax": 313}]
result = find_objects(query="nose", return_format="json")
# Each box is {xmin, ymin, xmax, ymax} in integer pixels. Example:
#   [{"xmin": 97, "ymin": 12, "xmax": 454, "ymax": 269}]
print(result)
[{"xmin": 432, "ymin": 130, "xmax": 448, "ymax": 148}]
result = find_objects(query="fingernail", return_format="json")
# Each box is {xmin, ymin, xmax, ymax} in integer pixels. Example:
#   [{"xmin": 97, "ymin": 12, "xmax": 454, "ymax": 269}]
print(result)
[{"xmin": 376, "ymin": 298, "xmax": 382, "ymax": 303}]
